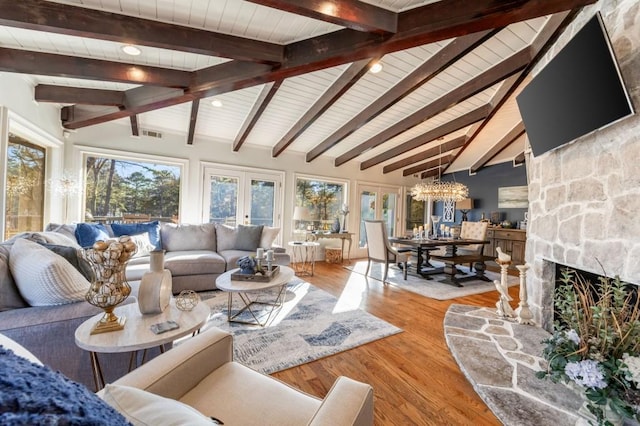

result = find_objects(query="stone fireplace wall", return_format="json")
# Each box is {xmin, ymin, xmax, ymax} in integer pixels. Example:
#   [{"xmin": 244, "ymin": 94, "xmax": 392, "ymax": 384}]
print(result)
[{"xmin": 526, "ymin": 0, "xmax": 640, "ymax": 331}]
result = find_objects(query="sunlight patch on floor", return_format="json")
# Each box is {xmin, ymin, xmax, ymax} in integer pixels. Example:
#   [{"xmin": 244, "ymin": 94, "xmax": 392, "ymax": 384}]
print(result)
[{"xmin": 332, "ymin": 271, "xmax": 370, "ymax": 314}]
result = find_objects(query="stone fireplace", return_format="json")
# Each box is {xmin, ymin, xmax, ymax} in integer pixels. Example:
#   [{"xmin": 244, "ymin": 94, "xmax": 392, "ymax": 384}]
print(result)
[{"xmin": 525, "ymin": 0, "xmax": 640, "ymax": 331}]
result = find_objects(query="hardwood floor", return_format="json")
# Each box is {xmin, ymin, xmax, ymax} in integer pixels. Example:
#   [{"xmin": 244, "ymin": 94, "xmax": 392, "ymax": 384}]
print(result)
[{"xmin": 271, "ymin": 260, "xmax": 520, "ymax": 425}]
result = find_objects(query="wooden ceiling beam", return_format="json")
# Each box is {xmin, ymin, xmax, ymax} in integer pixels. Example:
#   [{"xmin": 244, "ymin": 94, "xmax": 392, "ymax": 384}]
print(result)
[
  {"xmin": 352, "ymin": 46, "xmax": 529, "ymax": 169},
  {"xmin": 309, "ymin": 30, "xmax": 495, "ymax": 164},
  {"xmin": 0, "ymin": 48, "xmax": 191, "ymax": 88},
  {"xmin": 35, "ymin": 85, "xmax": 125, "ymax": 106},
  {"xmin": 56, "ymin": 4, "xmax": 582, "ymax": 131},
  {"xmin": 130, "ymin": 115, "xmax": 139, "ymax": 137},
  {"xmin": 187, "ymin": 99, "xmax": 200, "ymax": 145},
  {"xmin": 402, "ymin": 153, "xmax": 456, "ymax": 177},
  {"xmin": 513, "ymin": 151, "xmax": 526, "ymax": 166},
  {"xmin": 234, "ymin": 81, "xmax": 283, "ymax": 151},
  {"xmin": 399, "ymin": 0, "xmax": 597, "ymax": 44},
  {"xmin": 469, "ymin": 121, "xmax": 526, "ymax": 174},
  {"xmin": 360, "ymin": 104, "xmax": 489, "ymax": 170},
  {"xmin": 246, "ymin": 0, "xmax": 397, "ymax": 33},
  {"xmin": 421, "ymin": 166, "xmax": 447, "ymax": 180},
  {"xmin": 0, "ymin": 0, "xmax": 283, "ymax": 63},
  {"xmin": 442, "ymin": 10, "xmax": 575, "ymax": 174},
  {"xmin": 271, "ymin": 58, "xmax": 374, "ymax": 157},
  {"xmin": 383, "ymin": 135, "xmax": 467, "ymax": 174}
]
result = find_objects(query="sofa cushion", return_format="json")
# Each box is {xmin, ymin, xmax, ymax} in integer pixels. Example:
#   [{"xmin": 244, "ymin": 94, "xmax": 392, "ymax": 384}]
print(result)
[
  {"xmin": 9, "ymin": 239, "xmax": 91, "ymax": 306},
  {"xmin": 218, "ymin": 250, "xmax": 253, "ymax": 270},
  {"xmin": 214, "ymin": 224, "xmax": 236, "ymax": 252},
  {"xmin": 164, "ymin": 251, "xmax": 226, "ymax": 276},
  {"xmin": 236, "ymin": 224, "xmax": 263, "ymax": 251},
  {"xmin": 111, "ymin": 221, "xmax": 162, "ymax": 250},
  {"xmin": 0, "ymin": 346, "xmax": 130, "ymax": 425},
  {"xmin": 259, "ymin": 226, "xmax": 280, "ymax": 249},
  {"xmin": 36, "ymin": 242, "xmax": 94, "ymax": 282},
  {"xmin": 180, "ymin": 362, "xmax": 320, "ymax": 425},
  {"xmin": 75, "ymin": 223, "xmax": 111, "ymax": 248},
  {"xmin": 0, "ymin": 245, "xmax": 28, "ymax": 311},
  {"xmin": 44, "ymin": 223, "xmax": 78, "ymax": 243},
  {"xmin": 101, "ymin": 384, "xmax": 215, "ymax": 426},
  {"xmin": 161, "ymin": 223, "xmax": 216, "ymax": 252}
]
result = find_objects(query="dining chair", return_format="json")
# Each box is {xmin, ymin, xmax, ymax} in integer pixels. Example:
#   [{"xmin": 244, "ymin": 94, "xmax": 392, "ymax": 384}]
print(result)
[
  {"xmin": 363, "ymin": 220, "xmax": 408, "ymax": 282},
  {"xmin": 456, "ymin": 221, "xmax": 489, "ymax": 270}
]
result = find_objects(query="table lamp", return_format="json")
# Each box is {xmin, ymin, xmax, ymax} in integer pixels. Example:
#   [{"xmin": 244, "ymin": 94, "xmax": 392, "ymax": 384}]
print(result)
[
  {"xmin": 456, "ymin": 198, "xmax": 474, "ymax": 222},
  {"xmin": 293, "ymin": 206, "xmax": 310, "ymax": 230}
]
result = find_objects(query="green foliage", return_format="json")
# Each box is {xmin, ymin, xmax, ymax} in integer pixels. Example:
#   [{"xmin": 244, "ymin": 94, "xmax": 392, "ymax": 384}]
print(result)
[
  {"xmin": 538, "ymin": 268, "xmax": 640, "ymax": 425},
  {"xmin": 85, "ymin": 157, "xmax": 180, "ymax": 218}
]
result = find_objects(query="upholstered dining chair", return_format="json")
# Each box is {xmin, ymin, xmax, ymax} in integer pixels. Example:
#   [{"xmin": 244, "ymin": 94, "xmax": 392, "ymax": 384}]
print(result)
[
  {"xmin": 456, "ymin": 221, "xmax": 489, "ymax": 270},
  {"xmin": 363, "ymin": 220, "xmax": 408, "ymax": 282}
]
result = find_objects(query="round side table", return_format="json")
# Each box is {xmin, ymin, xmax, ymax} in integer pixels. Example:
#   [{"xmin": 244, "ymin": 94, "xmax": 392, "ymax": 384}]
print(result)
[
  {"xmin": 288, "ymin": 241, "xmax": 319, "ymax": 276},
  {"xmin": 75, "ymin": 299, "xmax": 210, "ymax": 391}
]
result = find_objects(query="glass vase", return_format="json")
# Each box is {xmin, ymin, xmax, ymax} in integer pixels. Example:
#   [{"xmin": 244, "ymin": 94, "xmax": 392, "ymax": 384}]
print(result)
[{"xmin": 81, "ymin": 242, "xmax": 134, "ymax": 334}]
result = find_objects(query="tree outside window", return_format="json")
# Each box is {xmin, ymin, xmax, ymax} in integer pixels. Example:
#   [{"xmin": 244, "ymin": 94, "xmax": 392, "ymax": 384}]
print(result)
[
  {"xmin": 296, "ymin": 178, "xmax": 345, "ymax": 231},
  {"xmin": 4, "ymin": 134, "xmax": 45, "ymax": 240},
  {"xmin": 84, "ymin": 156, "xmax": 180, "ymax": 222}
]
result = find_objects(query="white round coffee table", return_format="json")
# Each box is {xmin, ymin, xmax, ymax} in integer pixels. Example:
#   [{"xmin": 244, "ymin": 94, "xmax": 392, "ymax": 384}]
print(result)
[
  {"xmin": 215, "ymin": 265, "xmax": 295, "ymax": 327},
  {"xmin": 75, "ymin": 299, "xmax": 210, "ymax": 390}
]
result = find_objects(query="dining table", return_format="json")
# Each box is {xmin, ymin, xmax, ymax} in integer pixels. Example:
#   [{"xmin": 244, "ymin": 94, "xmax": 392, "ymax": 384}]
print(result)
[{"xmin": 388, "ymin": 236, "xmax": 490, "ymax": 285}]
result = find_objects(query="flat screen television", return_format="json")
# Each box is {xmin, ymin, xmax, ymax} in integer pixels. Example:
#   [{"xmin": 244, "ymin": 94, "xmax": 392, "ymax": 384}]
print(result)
[{"xmin": 516, "ymin": 13, "xmax": 634, "ymax": 157}]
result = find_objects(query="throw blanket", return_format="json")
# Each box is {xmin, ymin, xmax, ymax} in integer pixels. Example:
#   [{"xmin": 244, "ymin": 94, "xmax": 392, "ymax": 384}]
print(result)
[{"xmin": 0, "ymin": 346, "xmax": 130, "ymax": 425}]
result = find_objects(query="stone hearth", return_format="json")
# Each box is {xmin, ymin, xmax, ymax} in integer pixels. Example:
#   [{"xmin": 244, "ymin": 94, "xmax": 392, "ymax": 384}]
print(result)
[{"xmin": 444, "ymin": 304, "xmax": 640, "ymax": 426}]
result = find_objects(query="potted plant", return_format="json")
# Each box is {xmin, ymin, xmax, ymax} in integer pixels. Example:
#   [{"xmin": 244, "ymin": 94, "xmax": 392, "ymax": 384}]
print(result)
[{"xmin": 537, "ymin": 268, "xmax": 640, "ymax": 425}]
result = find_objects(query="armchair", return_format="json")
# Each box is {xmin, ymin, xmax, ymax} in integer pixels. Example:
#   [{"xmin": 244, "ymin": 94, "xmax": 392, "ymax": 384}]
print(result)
[
  {"xmin": 103, "ymin": 327, "xmax": 374, "ymax": 425},
  {"xmin": 363, "ymin": 220, "xmax": 408, "ymax": 282}
]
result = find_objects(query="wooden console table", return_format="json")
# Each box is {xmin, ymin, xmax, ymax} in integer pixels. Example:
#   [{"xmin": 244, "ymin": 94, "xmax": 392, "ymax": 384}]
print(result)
[
  {"xmin": 483, "ymin": 228, "xmax": 526, "ymax": 273},
  {"xmin": 306, "ymin": 232, "xmax": 353, "ymax": 263}
]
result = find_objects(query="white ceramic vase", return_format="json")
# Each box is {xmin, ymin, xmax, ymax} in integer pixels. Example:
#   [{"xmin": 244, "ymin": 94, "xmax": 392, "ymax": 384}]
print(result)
[{"xmin": 138, "ymin": 250, "xmax": 172, "ymax": 315}]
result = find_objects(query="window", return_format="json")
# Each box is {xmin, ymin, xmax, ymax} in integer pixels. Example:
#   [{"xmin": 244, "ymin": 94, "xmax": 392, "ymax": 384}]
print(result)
[
  {"xmin": 4, "ymin": 134, "xmax": 46, "ymax": 240},
  {"xmin": 84, "ymin": 155, "xmax": 181, "ymax": 223},
  {"xmin": 406, "ymin": 194, "xmax": 425, "ymax": 231},
  {"xmin": 295, "ymin": 176, "xmax": 347, "ymax": 231}
]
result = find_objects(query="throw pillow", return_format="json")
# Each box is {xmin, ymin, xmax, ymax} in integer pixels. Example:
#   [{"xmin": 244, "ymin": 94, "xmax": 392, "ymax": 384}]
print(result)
[
  {"xmin": 101, "ymin": 384, "xmax": 216, "ymax": 426},
  {"xmin": 129, "ymin": 233, "xmax": 155, "ymax": 258},
  {"xmin": 0, "ymin": 347, "xmax": 130, "ymax": 425},
  {"xmin": 111, "ymin": 221, "xmax": 161, "ymax": 250},
  {"xmin": 75, "ymin": 223, "xmax": 111, "ymax": 248},
  {"xmin": 259, "ymin": 226, "xmax": 280, "ymax": 248},
  {"xmin": 160, "ymin": 223, "xmax": 217, "ymax": 252},
  {"xmin": 236, "ymin": 224, "xmax": 263, "ymax": 251},
  {"xmin": 9, "ymin": 239, "xmax": 91, "ymax": 306},
  {"xmin": 215, "ymin": 224, "xmax": 237, "ymax": 252},
  {"xmin": 0, "ymin": 244, "xmax": 28, "ymax": 311},
  {"xmin": 36, "ymin": 242, "xmax": 94, "ymax": 282}
]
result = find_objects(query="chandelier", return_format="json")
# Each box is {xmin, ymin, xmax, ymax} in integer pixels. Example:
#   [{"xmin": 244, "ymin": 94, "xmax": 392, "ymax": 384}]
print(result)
[{"xmin": 410, "ymin": 179, "xmax": 468, "ymax": 202}]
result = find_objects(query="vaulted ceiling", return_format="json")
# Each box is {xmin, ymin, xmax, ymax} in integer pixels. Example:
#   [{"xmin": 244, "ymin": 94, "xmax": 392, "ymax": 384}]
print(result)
[{"xmin": 0, "ymin": 0, "xmax": 596, "ymax": 177}]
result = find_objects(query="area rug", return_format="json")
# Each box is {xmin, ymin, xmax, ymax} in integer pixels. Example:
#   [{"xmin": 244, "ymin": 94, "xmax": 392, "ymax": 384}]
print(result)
[
  {"xmin": 195, "ymin": 279, "xmax": 402, "ymax": 374},
  {"xmin": 345, "ymin": 260, "xmax": 519, "ymax": 301}
]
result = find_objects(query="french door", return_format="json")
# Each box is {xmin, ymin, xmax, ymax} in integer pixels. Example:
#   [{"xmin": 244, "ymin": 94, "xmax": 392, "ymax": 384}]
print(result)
[
  {"xmin": 355, "ymin": 183, "xmax": 402, "ymax": 258},
  {"xmin": 202, "ymin": 166, "xmax": 283, "ymax": 232}
]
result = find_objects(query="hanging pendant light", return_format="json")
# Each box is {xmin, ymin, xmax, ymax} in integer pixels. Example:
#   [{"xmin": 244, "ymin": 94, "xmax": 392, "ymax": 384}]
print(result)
[{"xmin": 410, "ymin": 144, "xmax": 468, "ymax": 202}]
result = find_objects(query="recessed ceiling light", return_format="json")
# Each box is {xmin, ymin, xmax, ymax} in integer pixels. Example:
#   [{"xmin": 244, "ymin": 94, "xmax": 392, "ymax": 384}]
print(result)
[
  {"xmin": 211, "ymin": 99, "xmax": 223, "ymax": 107},
  {"xmin": 369, "ymin": 62, "xmax": 383, "ymax": 74},
  {"xmin": 121, "ymin": 45, "xmax": 141, "ymax": 56}
]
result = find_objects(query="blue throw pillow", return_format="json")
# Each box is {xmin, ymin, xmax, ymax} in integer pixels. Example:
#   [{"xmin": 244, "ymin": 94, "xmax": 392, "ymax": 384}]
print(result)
[
  {"xmin": 0, "ymin": 346, "xmax": 131, "ymax": 425},
  {"xmin": 111, "ymin": 221, "xmax": 161, "ymax": 250},
  {"xmin": 75, "ymin": 223, "xmax": 110, "ymax": 248}
]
